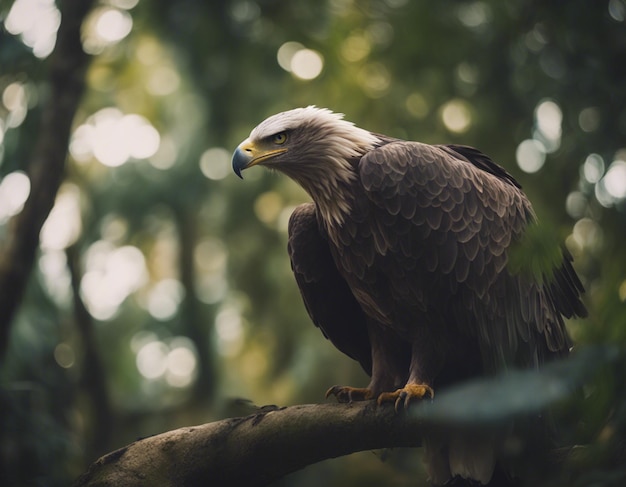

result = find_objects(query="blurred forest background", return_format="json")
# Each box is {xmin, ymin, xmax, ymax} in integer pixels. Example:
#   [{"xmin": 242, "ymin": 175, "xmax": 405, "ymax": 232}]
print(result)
[{"xmin": 0, "ymin": 0, "xmax": 625, "ymax": 486}]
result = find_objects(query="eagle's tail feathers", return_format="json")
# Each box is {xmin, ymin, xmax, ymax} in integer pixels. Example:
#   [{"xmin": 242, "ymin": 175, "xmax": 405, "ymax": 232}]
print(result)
[
  {"xmin": 448, "ymin": 435, "xmax": 495, "ymax": 484},
  {"xmin": 424, "ymin": 434, "xmax": 496, "ymax": 486}
]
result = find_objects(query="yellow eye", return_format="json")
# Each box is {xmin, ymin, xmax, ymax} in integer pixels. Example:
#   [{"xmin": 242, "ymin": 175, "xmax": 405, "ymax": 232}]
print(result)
[{"xmin": 272, "ymin": 132, "xmax": 287, "ymax": 145}]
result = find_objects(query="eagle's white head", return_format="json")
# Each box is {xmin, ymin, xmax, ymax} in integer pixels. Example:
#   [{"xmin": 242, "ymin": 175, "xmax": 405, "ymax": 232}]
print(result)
[{"xmin": 232, "ymin": 106, "xmax": 380, "ymax": 225}]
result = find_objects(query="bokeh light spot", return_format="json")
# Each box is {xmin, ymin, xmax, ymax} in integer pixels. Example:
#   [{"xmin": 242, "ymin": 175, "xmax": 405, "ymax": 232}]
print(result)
[
  {"xmin": 583, "ymin": 154, "xmax": 605, "ymax": 184},
  {"xmin": 134, "ymin": 336, "xmax": 197, "ymax": 387},
  {"xmin": 230, "ymin": 0, "xmax": 261, "ymax": 23},
  {"xmin": 200, "ymin": 147, "xmax": 231, "ymax": 180},
  {"xmin": 126, "ymin": 116, "xmax": 160, "ymax": 159},
  {"xmin": 150, "ymin": 135, "xmax": 178, "ymax": 170},
  {"xmin": 83, "ymin": 7, "xmax": 133, "ymax": 54},
  {"xmin": 69, "ymin": 124, "xmax": 95, "ymax": 163},
  {"xmin": 290, "ymin": 49, "xmax": 324, "ymax": 80},
  {"xmin": 54, "ymin": 343, "xmax": 75, "ymax": 369},
  {"xmin": 147, "ymin": 279, "xmax": 185, "ymax": 321},
  {"xmin": 602, "ymin": 160, "xmax": 626, "ymax": 200},
  {"xmin": 341, "ymin": 34, "xmax": 371, "ymax": 63},
  {"xmin": 278, "ymin": 205, "xmax": 297, "ymax": 233},
  {"xmin": 358, "ymin": 63, "xmax": 391, "ymax": 98},
  {"xmin": 2, "ymin": 83, "xmax": 26, "ymax": 112},
  {"xmin": 96, "ymin": 8, "xmax": 132, "ymax": 42},
  {"xmin": 619, "ymin": 280, "xmax": 626, "ymax": 302},
  {"xmin": 277, "ymin": 41, "xmax": 305, "ymax": 72},
  {"xmin": 130, "ymin": 330, "xmax": 158, "ymax": 354},
  {"xmin": 215, "ymin": 306, "xmax": 244, "ymax": 357},
  {"xmin": 147, "ymin": 66, "xmax": 181, "ymax": 96},
  {"xmin": 405, "ymin": 93, "xmax": 429, "ymax": 119},
  {"xmin": 516, "ymin": 139, "xmax": 546, "ymax": 173},
  {"xmin": 136, "ymin": 340, "xmax": 169, "ymax": 380},
  {"xmin": 194, "ymin": 237, "xmax": 229, "ymax": 302},
  {"xmin": 366, "ymin": 21, "xmax": 394, "ymax": 47},
  {"xmin": 456, "ymin": 62, "xmax": 480, "ymax": 85},
  {"xmin": 441, "ymin": 99, "xmax": 472, "ymax": 133},
  {"xmin": 572, "ymin": 217, "xmax": 602, "ymax": 250},
  {"xmin": 110, "ymin": 0, "xmax": 139, "ymax": 8},
  {"xmin": 595, "ymin": 179, "xmax": 615, "ymax": 208},
  {"xmin": 39, "ymin": 249, "xmax": 72, "ymax": 307},
  {"xmin": 534, "ymin": 99, "xmax": 562, "ymax": 151},
  {"xmin": 166, "ymin": 341, "xmax": 197, "ymax": 388},
  {"xmin": 579, "ymin": 107, "xmax": 600, "ymax": 132},
  {"xmin": 136, "ymin": 37, "xmax": 161, "ymax": 65},
  {"xmin": 565, "ymin": 191, "xmax": 588, "ymax": 219},
  {"xmin": 5, "ymin": 0, "xmax": 61, "ymax": 58},
  {"xmin": 80, "ymin": 243, "xmax": 148, "ymax": 320},
  {"xmin": 539, "ymin": 50, "xmax": 566, "ymax": 80},
  {"xmin": 457, "ymin": 2, "xmax": 491, "ymax": 28},
  {"xmin": 2, "ymin": 82, "xmax": 29, "ymax": 128},
  {"xmin": 0, "ymin": 171, "xmax": 31, "ymax": 223},
  {"xmin": 525, "ymin": 24, "xmax": 548, "ymax": 53},
  {"xmin": 254, "ymin": 191, "xmax": 283, "ymax": 224},
  {"xmin": 195, "ymin": 238, "xmax": 227, "ymax": 274},
  {"xmin": 196, "ymin": 275, "xmax": 228, "ymax": 305},
  {"xmin": 609, "ymin": 0, "xmax": 626, "ymax": 21},
  {"xmin": 40, "ymin": 183, "xmax": 82, "ymax": 250},
  {"xmin": 100, "ymin": 214, "xmax": 129, "ymax": 243},
  {"xmin": 70, "ymin": 108, "xmax": 160, "ymax": 167}
]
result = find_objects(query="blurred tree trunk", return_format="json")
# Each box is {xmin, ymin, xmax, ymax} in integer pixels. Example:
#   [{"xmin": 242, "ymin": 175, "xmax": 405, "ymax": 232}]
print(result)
[
  {"xmin": 0, "ymin": 0, "xmax": 95, "ymax": 360},
  {"xmin": 173, "ymin": 203, "xmax": 217, "ymax": 402},
  {"xmin": 67, "ymin": 245, "xmax": 113, "ymax": 459}
]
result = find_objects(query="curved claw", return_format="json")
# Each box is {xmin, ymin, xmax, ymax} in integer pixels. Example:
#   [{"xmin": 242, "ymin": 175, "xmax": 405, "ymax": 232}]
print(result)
[
  {"xmin": 325, "ymin": 385, "xmax": 374, "ymax": 403},
  {"xmin": 325, "ymin": 385, "xmax": 342, "ymax": 400},
  {"xmin": 377, "ymin": 383, "xmax": 434, "ymax": 411}
]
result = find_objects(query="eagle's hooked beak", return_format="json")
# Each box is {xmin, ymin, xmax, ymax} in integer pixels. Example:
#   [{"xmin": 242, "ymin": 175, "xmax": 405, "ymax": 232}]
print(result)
[
  {"xmin": 232, "ymin": 138, "xmax": 287, "ymax": 179},
  {"xmin": 232, "ymin": 139, "xmax": 254, "ymax": 179}
]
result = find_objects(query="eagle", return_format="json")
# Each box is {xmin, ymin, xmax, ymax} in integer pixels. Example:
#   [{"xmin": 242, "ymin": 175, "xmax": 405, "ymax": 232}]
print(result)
[{"xmin": 231, "ymin": 106, "xmax": 586, "ymax": 485}]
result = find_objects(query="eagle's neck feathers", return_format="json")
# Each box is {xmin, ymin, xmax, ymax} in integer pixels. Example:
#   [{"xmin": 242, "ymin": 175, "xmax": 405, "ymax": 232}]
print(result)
[
  {"xmin": 290, "ymin": 116, "xmax": 379, "ymax": 228},
  {"xmin": 291, "ymin": 155, "xmax": 357, "ymax": 228}
]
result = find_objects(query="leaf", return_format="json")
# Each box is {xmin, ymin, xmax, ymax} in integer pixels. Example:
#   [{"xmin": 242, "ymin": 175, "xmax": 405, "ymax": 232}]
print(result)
[{"xmin": 414, "ymin": 346, "xmax": 620, "ymax": 428}]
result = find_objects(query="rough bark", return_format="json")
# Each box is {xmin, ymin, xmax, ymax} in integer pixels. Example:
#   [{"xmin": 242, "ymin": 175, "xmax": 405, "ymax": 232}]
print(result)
[
  {"xmin": 0, "ymin": 0, "xmax": 95, "ymax": 360},
  {"xmin": 73, "ymin": 401, "xmax": 424, "ymax": 487}
]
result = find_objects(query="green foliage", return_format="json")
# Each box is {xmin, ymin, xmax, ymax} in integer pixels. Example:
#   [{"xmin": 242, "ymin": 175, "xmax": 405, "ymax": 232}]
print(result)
[
  {"xmin": 507, "ymin": 220, "xmax": 564, "ymax": 284},
  {"xmin": 1, "ymin": 0, "xmax": 626, "ymax": 485}
]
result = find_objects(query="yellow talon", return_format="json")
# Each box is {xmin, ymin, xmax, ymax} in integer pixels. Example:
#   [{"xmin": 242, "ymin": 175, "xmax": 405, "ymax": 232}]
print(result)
[
  {"xmin": 377, "ymin": 383, "xmax": 434, "ymax": 411},
  {"xmin": 325, "ymin": 385, "xmax": 374, "ymax": 403}
]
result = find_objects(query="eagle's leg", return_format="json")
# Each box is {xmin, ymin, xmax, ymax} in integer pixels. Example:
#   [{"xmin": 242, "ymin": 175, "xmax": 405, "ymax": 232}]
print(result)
[
  {"xmin": 326, "ymin": 320, "xmax": 410, "ymax": 404},
  {"xmin": 377, "ymin": 338, "xmax": 437, "ymax": 411}
]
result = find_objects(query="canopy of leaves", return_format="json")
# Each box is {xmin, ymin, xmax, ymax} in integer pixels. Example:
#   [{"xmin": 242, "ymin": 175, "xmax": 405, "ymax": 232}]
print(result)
[{"xmin": 1, "ymin": 0, "xmax": 625, "ymax": 485}]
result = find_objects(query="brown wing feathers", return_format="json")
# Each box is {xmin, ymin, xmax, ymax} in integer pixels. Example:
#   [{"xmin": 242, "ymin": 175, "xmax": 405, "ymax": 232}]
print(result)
[
  {"xmin": 354, "ymin": 141, "xmax": 583, "ymax": 365},
  {"xmin": 287, "ymin": 203, "xmax": 372, "ymax": 374},
  {"xmin": 287, "ymin": 138, "xmax": 585, "ymax": 375}
]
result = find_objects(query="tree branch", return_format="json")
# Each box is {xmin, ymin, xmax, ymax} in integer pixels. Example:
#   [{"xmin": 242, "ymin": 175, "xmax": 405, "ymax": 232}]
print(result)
[
  {"xmin": 73, "ymin": 347, "xmax": 620, "ymax": 487},
  {"xmin": 0, "ymin": 0, "xmax": 95, "ymax": 360},
  {"xmin": 73, "ymin": 401, "xmax": 422, "ymax": 487}
]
